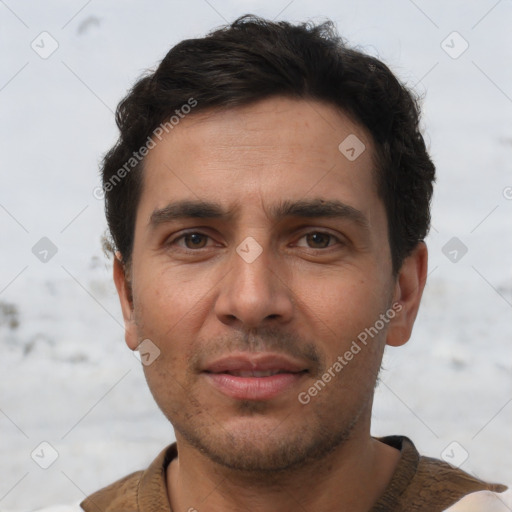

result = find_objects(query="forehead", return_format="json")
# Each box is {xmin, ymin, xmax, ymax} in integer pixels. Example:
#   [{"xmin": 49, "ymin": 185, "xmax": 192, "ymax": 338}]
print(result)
[{"xmin": 138, "ymin": 96, "xmax": 380, "ymax": 225}]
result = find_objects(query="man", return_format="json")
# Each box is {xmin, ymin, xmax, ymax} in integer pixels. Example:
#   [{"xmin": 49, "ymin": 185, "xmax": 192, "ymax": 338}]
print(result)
[{"xmin": 80, "ymin": 14, "xmax": 509, "ymax": 512}]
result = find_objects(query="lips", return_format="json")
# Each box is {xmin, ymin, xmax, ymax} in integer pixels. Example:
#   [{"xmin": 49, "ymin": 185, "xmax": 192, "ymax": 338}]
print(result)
[
  {"xmin": 204, "ymin": 353, "xmax": 307, "ymax": 373},
  {"xmin": 222, "ymin": 369, "xmax": 288, "ymax": 377},
  {"xmin": 202, "ymin": 353, "xmax": 308, "ymax": 401}
]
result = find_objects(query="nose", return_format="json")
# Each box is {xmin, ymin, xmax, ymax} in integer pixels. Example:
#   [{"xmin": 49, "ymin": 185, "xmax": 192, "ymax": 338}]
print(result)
[{"xmin": 214, "ymin": 241, "xmax": 294, "ymax": 329}]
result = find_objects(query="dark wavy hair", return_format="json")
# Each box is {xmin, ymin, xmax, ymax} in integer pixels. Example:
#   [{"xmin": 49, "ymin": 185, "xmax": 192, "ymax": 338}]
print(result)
[{"xmin": 101, "ymin": 14, "xmax": 435, "ymax": 275}]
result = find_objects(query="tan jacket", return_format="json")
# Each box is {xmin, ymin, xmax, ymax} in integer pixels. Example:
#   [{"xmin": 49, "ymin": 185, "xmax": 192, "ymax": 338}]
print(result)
[{"xmin": 80, "ymin": 435, "xmax": 507, "ymax": 512}]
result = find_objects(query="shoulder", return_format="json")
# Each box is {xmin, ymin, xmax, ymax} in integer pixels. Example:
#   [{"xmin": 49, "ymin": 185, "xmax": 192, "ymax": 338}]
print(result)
[
  {"xmin": 79, "ymin": 443, "xmax": 177, "ymax": 512},
  {"xmin": 416, "ymin": 453, "xmax": 507, "ymax": 495},
  {"xmin": 443, "ymin": 488, "xmax": 512, "ymax": 511},
  {"xmin": 80, "ymin": 469, "xmax": 143, "ymax": 512},
  {"xmin": 28, "ymin": 506, "xmax": 83, "ymax": 512},
  {"xmin": 407, "ymin": 452, "xmax": 508, "ymax": 510},
  {"xmin": 375, "ymin": 435, "xmax": 508, "ymax": 512}
]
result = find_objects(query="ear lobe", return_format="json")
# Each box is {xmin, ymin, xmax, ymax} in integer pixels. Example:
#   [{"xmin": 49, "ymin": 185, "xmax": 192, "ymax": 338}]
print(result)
[
  {"xmin": 386, "ymin": 242, "xmax": 428, "ymax": 347},
  {"xmin": 113, "ymin": 252, "xmax": 139, "ymax": 350}
]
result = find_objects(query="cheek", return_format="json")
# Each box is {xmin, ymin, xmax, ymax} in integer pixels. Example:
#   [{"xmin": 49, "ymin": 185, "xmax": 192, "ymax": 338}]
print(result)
[
  {"xmin": 132, "ymin": 264, "xmax": 219, "ymax": 380},
  {"xmin": 300, "ymin": 275, "xmax": 385, "ymax": 338},
  {"xmin": 134, "ymin": 265, "xmax": 205, "ymax": 333}
]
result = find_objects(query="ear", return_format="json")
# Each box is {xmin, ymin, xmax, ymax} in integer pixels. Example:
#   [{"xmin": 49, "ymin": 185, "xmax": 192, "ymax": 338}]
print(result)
[
  {"xmin": 386, "ymin": 242, "xmax": 428, "ymax": 347},
  {"xmin": 113, "ymin": 252, "xmax": 139, "ymax": 350}
]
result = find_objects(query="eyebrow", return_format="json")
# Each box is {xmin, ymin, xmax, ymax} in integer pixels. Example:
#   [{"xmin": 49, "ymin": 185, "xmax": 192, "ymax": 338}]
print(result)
[{"xmin": 149, "ymin": 198, "xmax": 370, "ymax": 231}]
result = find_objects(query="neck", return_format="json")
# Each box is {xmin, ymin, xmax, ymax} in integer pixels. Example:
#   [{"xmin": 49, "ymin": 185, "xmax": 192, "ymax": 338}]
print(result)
[{"xmin": 166, "ymin": 417, "xmax": 400, "ymax": 512}]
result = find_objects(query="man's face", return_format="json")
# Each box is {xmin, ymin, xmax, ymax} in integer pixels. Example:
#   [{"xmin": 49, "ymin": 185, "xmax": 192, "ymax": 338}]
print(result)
[{"xmin": 115, "ymin": 97, "xmax": 415, "ymax": 472}]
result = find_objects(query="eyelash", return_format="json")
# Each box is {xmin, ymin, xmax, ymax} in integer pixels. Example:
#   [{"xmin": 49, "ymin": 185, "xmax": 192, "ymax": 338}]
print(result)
[{"xmin": 167, "ymin": 230, "xmax": 344, "ymax": 252}]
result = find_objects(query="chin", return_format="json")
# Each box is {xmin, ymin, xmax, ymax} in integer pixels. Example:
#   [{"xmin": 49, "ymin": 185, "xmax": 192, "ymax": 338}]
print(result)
[{"xmin": 173, "ymin": 413, "xmax": 358, "ymax": 474}]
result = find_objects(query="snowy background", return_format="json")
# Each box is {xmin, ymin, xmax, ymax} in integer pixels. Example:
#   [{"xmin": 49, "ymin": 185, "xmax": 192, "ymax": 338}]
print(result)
[{"xmin": 1, "ymin": 0, "xmax": 511, "ymax": 510}]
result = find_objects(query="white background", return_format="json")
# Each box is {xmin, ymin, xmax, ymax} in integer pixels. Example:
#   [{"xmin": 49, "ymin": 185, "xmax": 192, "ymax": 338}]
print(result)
[{"xmin": 1, "ymin": 0, "xmax": 511, "ymax": 510}]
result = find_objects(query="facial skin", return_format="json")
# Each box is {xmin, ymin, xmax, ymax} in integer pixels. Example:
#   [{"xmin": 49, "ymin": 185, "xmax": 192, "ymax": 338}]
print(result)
[{"xmin": 114, "ymin": 96, "xmax": 428, "ymax": 511}]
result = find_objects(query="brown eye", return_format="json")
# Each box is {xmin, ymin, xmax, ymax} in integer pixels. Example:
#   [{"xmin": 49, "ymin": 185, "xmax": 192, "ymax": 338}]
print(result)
[
  {"xmin": 182, "ymin": 233, "xmax": 209, "ymax": 249},
  {"xmin": 304, "ymin": 232, "xmax": 335, "ymax": 249}
]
